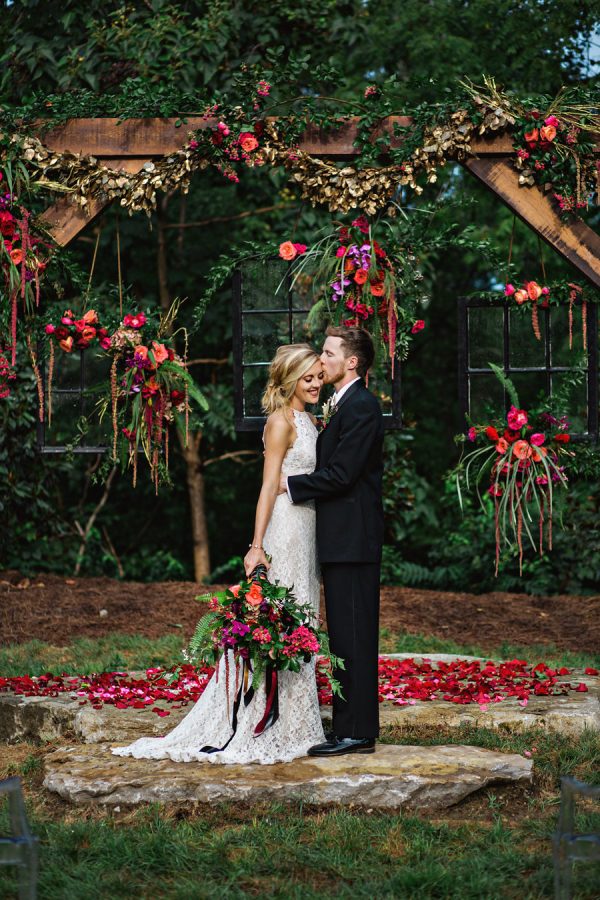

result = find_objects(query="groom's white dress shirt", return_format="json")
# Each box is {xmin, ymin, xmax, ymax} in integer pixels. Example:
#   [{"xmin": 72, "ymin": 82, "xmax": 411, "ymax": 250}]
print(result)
[{"xmin": 286, "ymin": 376, "xmax": 361, "ymax": 502}]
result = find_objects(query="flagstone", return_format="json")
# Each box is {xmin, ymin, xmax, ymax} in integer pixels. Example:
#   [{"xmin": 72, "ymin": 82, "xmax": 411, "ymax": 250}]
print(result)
[{"xmin": 43, "ymin": 742, "xmax": 533, "ymax": 810}]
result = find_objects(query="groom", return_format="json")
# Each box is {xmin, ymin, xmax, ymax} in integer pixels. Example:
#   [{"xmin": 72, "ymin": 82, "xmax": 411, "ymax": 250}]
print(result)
[{"xmin": 281, "ymin": 326, "xmax": 384, "ymax": 756}]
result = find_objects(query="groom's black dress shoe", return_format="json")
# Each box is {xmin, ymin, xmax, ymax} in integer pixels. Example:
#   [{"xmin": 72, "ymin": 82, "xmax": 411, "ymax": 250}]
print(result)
[{"xmin": 308, "ymin": 736, "xmax": 375, "ymax": 756}]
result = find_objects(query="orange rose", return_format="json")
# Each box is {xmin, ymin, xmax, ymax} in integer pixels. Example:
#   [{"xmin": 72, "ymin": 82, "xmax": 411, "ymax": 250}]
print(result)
[
  {"xmin": 135, "ymin": 345, "xmax": 149, "ymax": 360},
  {"xmin": 279, "ymin": 241, "xmax": 297, "ymax": 261},
  {"xmin": 59, "ymin": 336, "xmax": 74, "ymax": 353},
  {"xmin": 9, "ymin": 248, "xmax": 23, "ymax": 265},
  {"xmin": 82, "ymin": 309, "xmax": 99, "ymax": 325},
  {"xmin": 524, "ymin": 128, "xmax": 539, "ymax": 143},
  {"xmin": 239, "ymin": 132, "xmax": 259, "ymax": 153},
  {"xmin": 245, "ymin": 582, "xmax": 264, "ymax": 607},
  {"xmin": 532, "ymin": 446, "xmax": 547, "ymax": 462},
  {"xmin": 229, "ymin": 584, "xmax": 241, "ymax": 597},
  {"xmin": 514, "ymin": 289, "xmax": 528, "ymax": 305},
  {"xmin": 354, "ymin": 269, "xmax": 368, "ymax": 285},
  {"xmin": 539, "ymin": 125, "xmax": 556, "ymax": 142},
  {"xmin": 80, "ymin": 325, "xmax": 96, "ymax": 342},
  {"xmin": 495, "ymin": 438, "xmax": 509, "ymax": 454},
  {"xmin": 525, "ymin": 281, "xmax": 543, "ymax": 301},
  {"xmin": 512, "ymin": 440, "xmax": 533, "ymax": 460},
  {"xmin": 151, "ymin": 341, "xmax": 169, "ymax": 365},
  {"xmin": 370, "ymin": 282, "xmax": 385, "ymax": 297}
]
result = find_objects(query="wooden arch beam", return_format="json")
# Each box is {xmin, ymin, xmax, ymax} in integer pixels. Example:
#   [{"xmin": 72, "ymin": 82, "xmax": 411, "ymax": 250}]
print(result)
[{"xmin": 35, "ymin": 117, "xmax": 600, "ymax": 288}]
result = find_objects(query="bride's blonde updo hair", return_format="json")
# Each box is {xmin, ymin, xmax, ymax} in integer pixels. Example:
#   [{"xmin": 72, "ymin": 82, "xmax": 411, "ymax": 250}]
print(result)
[{"xmin": 262, "ymin": 343, "xmax": 320, "ymax": 415}]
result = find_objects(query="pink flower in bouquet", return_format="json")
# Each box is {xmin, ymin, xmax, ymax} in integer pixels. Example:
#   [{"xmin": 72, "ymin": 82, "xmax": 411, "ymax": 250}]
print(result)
[
  {"xmin": 530, "ymin": 433, "xmax": 546, "ymax": 446},
  {"xmin": 364, "ymin": 85, "xmax": 379, "ymax": 98},
  {"xmin": 208, "ymin": 597, "xmax": 219, "ymax": 611},
  {"xmin": 467, "ymin": 426, "xmax": 477, "ymax": 442},
  {"xmin": 504, "ymin": 283, "xmax": 515, "ymax": 296},
  {"xmin": 239, "ymin": 132, "xmax": 259, "ymax": 153},
  {"xmin": 507, "ymin": 405, "xmax": 528, "ymax": 429},
  {"xmin": 45, "ymin": 324, "xmax": 55, "ymax": 334},
  {"xmin": 245, "ymin": 582, "xmax": 264, "ymax": 607},
  {"xmin": 257, "ymin": 81, "xmax": 271, "ymax": 97},
  {"xmin": 411, "ymin": 320, "xmax": 425, "ymax": 334},
  {"xmin": 336, "ymin": 246, "xmax": 347, "ymax": 258},
  {"xmin": 217, "ymin": 122, "xmax": 230, "ymax": 136},
  {"xmin": 123, "ymin": 312, "xmax": 146, "ymax": 329},
  {"xmin": 9, "ymin": 248, "xmax": 23, "ymax": 265},
  {"xmin": 279, "ymin": 241, "xmax": 297, "ymax": 261},
  {"xmin": 488, "ymin": 484, "xmax": 503, "ymax": 497},
  {"xmin": 151, "ymin": 341, "xmax": 169, "ymax": 365},
  {"xmin": 535, "ymin": 475, "xmax": 549, "ymax": 485},
  {"xmin": 252, "ymin": 626, "xmax": 272, "ymax": 643},
  {"xmin": 544, "ymin": 115, "xmax": 559, "ymax": 128},
  {"xmin": 495, "ymin": 437, "xmax": 509, "ymax": 454},
  {"xmin": 82, "ymin": 309, "xmax": 99, "ymax": 325},
  {"xmin": 516, "ymin": 149, "xmax": 530, "ymax": 160},
  {"xmin": 293, "ymin": 243, "xmax": 307, "ymax": 256},
  {"xmin": 229, "ymin": 584, "xmax": 241, "ymax": 597}
]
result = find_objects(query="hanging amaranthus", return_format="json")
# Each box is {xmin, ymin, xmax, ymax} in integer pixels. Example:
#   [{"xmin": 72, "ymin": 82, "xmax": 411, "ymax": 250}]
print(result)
[{"xmin": 455, "ymin": 366, "xmax": 574, "ymax": 574}]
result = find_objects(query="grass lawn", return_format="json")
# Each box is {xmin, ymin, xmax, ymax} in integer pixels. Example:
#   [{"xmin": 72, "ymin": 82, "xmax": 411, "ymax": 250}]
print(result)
[{"xmin": 0, "ymin": 630, "xmax": 599, "ymax": 898}]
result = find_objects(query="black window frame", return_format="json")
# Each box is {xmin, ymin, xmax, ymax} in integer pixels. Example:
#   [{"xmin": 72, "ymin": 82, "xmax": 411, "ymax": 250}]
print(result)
[
  {"xmin": 458, "ymin": 295, "xmax": 599, "ymax": 441},
  {"xmin": 232, "ymin": 259, "xmax": 402, "ymax": 432}
]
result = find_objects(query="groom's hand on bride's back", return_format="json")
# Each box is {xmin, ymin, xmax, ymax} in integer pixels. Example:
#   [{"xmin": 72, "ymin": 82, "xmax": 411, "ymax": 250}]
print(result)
[{"xmin": 278, "ymin": 475, "xmax": 287, "ymax": 495}]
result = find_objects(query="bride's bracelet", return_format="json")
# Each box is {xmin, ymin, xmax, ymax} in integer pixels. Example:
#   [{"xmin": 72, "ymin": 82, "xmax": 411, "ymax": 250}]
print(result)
[{"xmin": 248, "ymin": 543, "xmax": 264, "ymax": 549}]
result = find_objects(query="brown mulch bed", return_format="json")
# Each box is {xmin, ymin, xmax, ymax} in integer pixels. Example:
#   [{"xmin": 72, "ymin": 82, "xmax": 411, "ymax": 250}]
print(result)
[{"xmin": 1, "ymin": 571, "xmax": 598, "ymax": 655}]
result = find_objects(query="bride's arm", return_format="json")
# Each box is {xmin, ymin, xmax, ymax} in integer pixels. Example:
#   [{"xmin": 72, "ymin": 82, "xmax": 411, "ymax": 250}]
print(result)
[{"xmin": 243, "ymin": 413, "xmax": 293, "ymax": 576}]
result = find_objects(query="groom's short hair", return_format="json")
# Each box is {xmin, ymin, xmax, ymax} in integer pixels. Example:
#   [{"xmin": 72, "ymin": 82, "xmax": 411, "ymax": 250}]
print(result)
[{"xmin": 326, "ymin": 326, "xmax": 375, "ymax": 377}]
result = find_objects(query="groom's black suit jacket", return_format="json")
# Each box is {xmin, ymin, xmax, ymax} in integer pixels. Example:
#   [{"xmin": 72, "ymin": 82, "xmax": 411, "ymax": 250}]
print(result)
[{"xmin": 287, "ymin": 380, "xmax": 384, "ymax": 563}]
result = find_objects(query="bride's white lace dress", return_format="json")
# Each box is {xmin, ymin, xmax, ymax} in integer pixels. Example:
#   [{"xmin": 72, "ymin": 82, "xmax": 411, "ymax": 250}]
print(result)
[{"xmin": 112, "ymin": 409, "xmax": 325, "ymax": 765}]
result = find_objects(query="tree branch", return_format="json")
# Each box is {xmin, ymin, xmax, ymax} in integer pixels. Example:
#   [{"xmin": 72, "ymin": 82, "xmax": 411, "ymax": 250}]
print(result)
[
  {"xmin": 204, "ymin": 450, "xmax": 261, "ymax": 467},
  {"xmin": 164, "ymin": 203, "xmax": 294, "ymax": 230},
  {"xmin": 73, "ymin": 465, "xmax": 118, "ymax": 576}
]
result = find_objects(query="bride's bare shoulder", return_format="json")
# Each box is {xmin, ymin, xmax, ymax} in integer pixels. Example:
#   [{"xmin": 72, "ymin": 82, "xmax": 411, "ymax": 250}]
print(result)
[{"xmin": 264, "ymin": 409, "xmax": 294, "ymax": 447}]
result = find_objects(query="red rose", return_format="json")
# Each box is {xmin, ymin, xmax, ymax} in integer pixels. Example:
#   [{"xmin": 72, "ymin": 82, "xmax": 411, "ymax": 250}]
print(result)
[
  {"xmin": 554, "ymin": 433, "xmax": 570, "ymax": 443},
  {"xmin": 170, "ymin": 389, "xmax": 185, "ymax": 405},
  {"xmin": 485, "ymin": 426, "xmax": 500, "ymax": 442}
]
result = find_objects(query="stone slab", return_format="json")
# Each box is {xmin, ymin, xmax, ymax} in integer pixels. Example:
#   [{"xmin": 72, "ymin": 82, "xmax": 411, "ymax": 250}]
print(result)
[{"xmin": 43, "ymin": 743, "xmax": 533, "ymax": 810}]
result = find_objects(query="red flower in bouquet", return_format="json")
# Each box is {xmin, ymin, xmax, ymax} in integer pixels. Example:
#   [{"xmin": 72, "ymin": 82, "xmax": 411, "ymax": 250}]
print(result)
[{"xmin": 123, "ymin": 312, "xmax": 146, "ymax": 329}]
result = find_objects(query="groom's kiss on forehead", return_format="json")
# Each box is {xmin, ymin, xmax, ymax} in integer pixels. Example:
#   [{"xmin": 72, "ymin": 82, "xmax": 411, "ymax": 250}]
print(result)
[{"xmin": 320, "ymin": 326, "xmax": 374, "ymax": 390}]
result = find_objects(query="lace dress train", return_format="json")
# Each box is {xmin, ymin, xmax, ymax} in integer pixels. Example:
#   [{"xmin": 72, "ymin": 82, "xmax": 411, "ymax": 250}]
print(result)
[{"xmin": 112, "ymin": 409, "xmax": 325, "ymax": 765}]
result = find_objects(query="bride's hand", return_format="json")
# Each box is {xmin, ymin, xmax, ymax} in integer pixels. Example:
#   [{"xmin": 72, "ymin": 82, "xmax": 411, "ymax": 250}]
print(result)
[{"xmin": 244, "ymin": 546, "xmax": 270, "ymax": 577}]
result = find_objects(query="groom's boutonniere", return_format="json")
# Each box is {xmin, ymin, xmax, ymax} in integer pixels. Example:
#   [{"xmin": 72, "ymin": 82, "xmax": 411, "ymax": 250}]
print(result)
[{"xmin": 320, "ymin": 395, "xmax": 338, "ymax": 429}]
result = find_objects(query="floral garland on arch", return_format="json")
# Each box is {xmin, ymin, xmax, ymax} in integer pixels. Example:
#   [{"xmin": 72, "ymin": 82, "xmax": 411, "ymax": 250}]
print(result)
[
  {"xmin": 3, "ymin": 76, "xmax": 599, "ymax": 220},
  {"xmin": 0, "ymin": 167, "xmax": 51, "ymax": 367},
  {"xmin": 454, "ymin": 366, "xmax": 576, "ymax": 576},
  {"xmin": 41, "ymin": 302, "xmax": 208, "ymax": 489}
]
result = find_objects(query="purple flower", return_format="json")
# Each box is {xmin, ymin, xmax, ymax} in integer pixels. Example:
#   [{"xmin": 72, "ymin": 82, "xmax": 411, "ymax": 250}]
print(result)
[{"xmin": 231, "ymin": 621, "xmax": 250, "ymax": 637}]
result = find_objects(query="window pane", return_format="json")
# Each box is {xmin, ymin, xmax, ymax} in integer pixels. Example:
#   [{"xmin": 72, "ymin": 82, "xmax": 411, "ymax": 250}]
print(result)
[
  {"xmin": 45, "ymin": 392, "xmax": 82, "ymax": 446},
  {"xmin": 509, "ymin": 308, "xmax": 546, "ymax": 368},
  {"xmin": 50, "ymin": 348, "xmax": 81, "ymax": 389},
  {"xmin": 551, "ymin": 372, "xmax": 588, "ymax": 433},
  {"xmin": 468, "ymin": 307, "xmax": 503, "ymax": 368},
  {"xmin": 368, "ymin": 365, "xmax": 395, "ymax": 417},
  {"xmin": 291, "ymin": 311, "xmax": 313, "ymax": 344},
  {"xmin": 242, "ymin": 313, "xmax": 290, "ymax": 364},
  {"xmin": 469, "ymin": 374, "xmax": 504, "ymax": 421},
  {"xmin": 550, "ymin": 305, "xmax": 587, "ymax": 367},
  {"xmin": 510, "ymin": 372, "xmax": 547, "ymax": 410},
  {"xmin": 240, "ymin": 258, "xmax": 289, "ymax": 310},
  {"xmin": 242, "ymin": 366, "xmax": 269, "ymax": 417}
]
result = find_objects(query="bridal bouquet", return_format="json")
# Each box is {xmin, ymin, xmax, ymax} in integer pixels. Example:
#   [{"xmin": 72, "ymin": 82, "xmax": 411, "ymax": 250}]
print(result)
[
  {"xmin": 187, "ymin": 567, "xmax": 343, "ymax": 739},
  {"xmin": 455, "ymin": 366, "xmax": 574, "ymax": 575}
]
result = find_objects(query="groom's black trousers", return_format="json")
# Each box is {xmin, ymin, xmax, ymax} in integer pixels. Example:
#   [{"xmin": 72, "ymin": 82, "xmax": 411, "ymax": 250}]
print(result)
[{"xmin": 321, "ymin": 562, "xmax": 380, "ymax": 739}]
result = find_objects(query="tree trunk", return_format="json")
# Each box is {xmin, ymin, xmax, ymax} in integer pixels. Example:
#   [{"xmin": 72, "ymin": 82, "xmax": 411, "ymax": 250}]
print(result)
[
  {"xmin": 181, "ymin": 432, "xmax": 211, "ymax": 581},
  {"xmin": 157, "ymin": 196, "xmax": 211, "ymax": 581}
]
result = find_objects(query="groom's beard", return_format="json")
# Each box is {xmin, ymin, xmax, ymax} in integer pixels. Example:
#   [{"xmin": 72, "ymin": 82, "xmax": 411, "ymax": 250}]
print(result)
[{"xmin": 322, "ymin": 361, "xmax": 346, "ymax": 385}]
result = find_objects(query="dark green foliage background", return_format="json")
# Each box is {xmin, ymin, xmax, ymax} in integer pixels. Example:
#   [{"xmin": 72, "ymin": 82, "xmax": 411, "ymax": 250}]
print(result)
[{"xmin": 1, "ymin": 0, "xmax": 599, "ymax": 592}]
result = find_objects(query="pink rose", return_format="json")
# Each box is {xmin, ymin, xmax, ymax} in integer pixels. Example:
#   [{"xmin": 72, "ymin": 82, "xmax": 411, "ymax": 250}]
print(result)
[
  {"xmin": 411, "ymin": 320, "xmax": 425, "ymax": 334},
  {"xmin": 239, "ymin": 132, "xmax": 259, "ymax": 153},
  {"xmin": 504, "ymin": 283, "xmax": 515, "ymax": 296},
  {"xmin": 507, "ymin": 405, "xmax": 528, "ymax": 430},
  {"xmin": 293, "ymin": 243, "xmax": 307, "ymax": 255},
  {"xmin": 530, "ymin": 433, "xmax": 546, "ymax": 446},
  {"xmin": 467, "ymin": 426, "xmax": 477, "ymax": 442},
  {"xmin": 45, "ymin": 324, "xmax": 55, "ymax": 334},
  {"xmin": 544, "ymin": 115, "xmax": 559, "ymax": 128},
  {"xmin": 151, "ymin": 341, "xmax": 169, "ymax": 366}
]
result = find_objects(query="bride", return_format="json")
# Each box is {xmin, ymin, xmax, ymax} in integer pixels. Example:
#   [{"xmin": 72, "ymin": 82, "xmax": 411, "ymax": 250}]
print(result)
[{"xmin": 112, "ymin": 344, "xmax": 326, "ymax": 764}]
